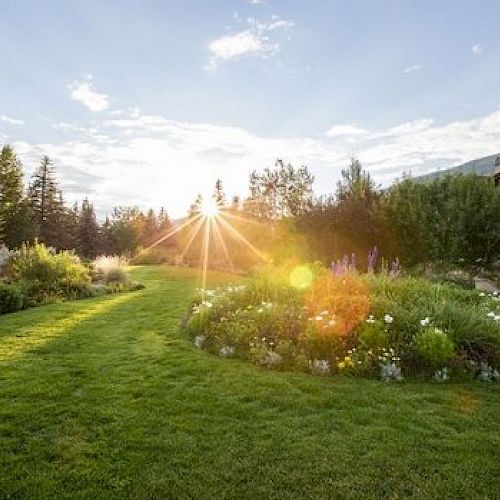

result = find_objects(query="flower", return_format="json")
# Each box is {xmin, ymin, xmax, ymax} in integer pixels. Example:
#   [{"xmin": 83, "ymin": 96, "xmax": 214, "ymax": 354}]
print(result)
[
  {"xmin": 194, "ymin": 335, "xmax": 206, "ymax": 348},
  {"xmin": 366, "ymin": 314, "xmax": 375, "ymax": 324},
  {"xmin": 338, "ymin": 361, "xmax": 346, "ymax": 369},
  {"xmin": 384, "ymin": 314, "xmax": 394, "ymax": 324},
  {"xmin": 219, "ymin": 345, "xmax": 235, "ymax": 358},
  {"xmin": 262, "ymin": 351, "xmax": 282, "ymax": 369},
  {"xmin": 420, "ymin": 317, "xmax": 430, "ymax": 327},
  {"xmin": 309, "ymin": 359, "xmax": 330, "ymax": 375}
]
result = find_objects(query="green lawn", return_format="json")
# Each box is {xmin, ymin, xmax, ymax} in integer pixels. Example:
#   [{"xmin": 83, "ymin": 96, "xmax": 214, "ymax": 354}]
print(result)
[{"xmin": 1, "ymin": 266, "xmax": 499, "ymax": 499}]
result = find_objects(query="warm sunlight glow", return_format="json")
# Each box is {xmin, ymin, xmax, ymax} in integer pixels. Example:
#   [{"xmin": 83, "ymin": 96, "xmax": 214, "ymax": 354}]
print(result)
[{"xmin": 201, "ymin": 198, "xmax": 219, "ymax": 218}]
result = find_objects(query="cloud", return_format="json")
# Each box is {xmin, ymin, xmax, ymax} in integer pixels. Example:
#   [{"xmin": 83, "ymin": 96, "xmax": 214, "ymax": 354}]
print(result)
[
  {"xmin": 8, "ymin": 105, "xmax": 500, "ymax": 217},
  {"xmin": 403, "ymin": 65, "xmax": 421, "ymax": 74},
  {"xmin": 248, "ymin": 0, "xmax": 265, "ymax": 4},
  {"xmin": 206, "ymin": 16, "xmax": 294, "ymax": 71},
  {"xmin": 325, "ymin": 125, "xmax": 368, "ymax": 138},
  {"xmin": 68, "ymin": 76, "xmax": 109, "ymax": 111},
  {"xmin": 471, "ymin": 43, "xmax": 483, "ymax": 55},
  {"xmin": 1, "ymin": 115, "xmax": 24, "ymax": 125}
]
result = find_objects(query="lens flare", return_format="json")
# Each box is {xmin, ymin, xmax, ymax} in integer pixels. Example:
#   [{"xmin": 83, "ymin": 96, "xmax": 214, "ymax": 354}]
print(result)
[{"xmin": 289, "ymin": 265, "xmax": 313, "ymax": 289}]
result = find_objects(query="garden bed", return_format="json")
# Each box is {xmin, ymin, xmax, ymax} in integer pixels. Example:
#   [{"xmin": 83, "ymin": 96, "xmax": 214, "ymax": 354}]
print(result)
[{"xmin": 183, "ymin": 263, "xmax": 500, "ymax": 383}]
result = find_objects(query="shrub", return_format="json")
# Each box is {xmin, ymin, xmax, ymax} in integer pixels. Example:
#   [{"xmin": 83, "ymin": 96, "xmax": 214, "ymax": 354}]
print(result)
[
  {"xmin": 414, "ymin": 327, "xmax": 455, "ymax": 367},
  {"xmin": 358, "ymin": 320, "xmax": 390, "ymax": 349},
  {"xmin": 92, "ymin": 255, "xmax": 130, "ymax": 284},
  {"xmin": 8, "ymin": 242, "xmax": 91, "ymax": 304},
  {"xmin": 305, "ymin": 273, "xmax": 370, "ymax": 338},
  {"xmin": 0, "ymin": 282, "xmax": 24, "ymax": 314}
]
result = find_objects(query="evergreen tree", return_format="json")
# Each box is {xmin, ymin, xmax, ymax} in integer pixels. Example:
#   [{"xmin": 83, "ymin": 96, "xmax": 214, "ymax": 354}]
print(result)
[
  {"xmin": 77, "ymin": 198, "xmax": 100, "ymax": 258},
  {"xmin": 213, "ymin": 179, "xmax": 226, "ymax": 206},
  {"xmin": 0, "ymin": 145, "xmax": 25, "ymax": 245},
  {"xmin": 29, "ymin": 155, "xmax": 63, "ymax": 247}
]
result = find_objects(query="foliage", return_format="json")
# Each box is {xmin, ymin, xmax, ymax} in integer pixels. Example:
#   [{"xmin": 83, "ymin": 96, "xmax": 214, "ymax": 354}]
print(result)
[
  {"xmin": 8, "ymin": 241, "xmax": 91, "ymax": 304},
  {"xmin": 305, "ymin": 272, "xmax": 370, "ymax": 337},
  {"xmin": 0, "ymin": 282, "xmax": 24, "ymax": 314},
  {"xmin": 92, "ymin": 255, "xmax": 130, "ymax": 284},
  {"xmin": 385, "ymin": 174, "xmax": 500, "ymax": 268},
  {"xmin": 414, "ymin": 327, "xmax": 455, "ymax": 367},
  {"xmin": 184, "ymin": 262, "xmax": 500, "ymax": 380},
  {"xmin": 244, "ymin": 159, "xmax": 314, "ymax": 220}
]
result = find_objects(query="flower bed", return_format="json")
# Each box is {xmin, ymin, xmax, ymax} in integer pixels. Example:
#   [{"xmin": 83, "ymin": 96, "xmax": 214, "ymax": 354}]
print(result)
[{"xmin": 182, "ymin": 264, "xmax": 500, "ymax": 383}]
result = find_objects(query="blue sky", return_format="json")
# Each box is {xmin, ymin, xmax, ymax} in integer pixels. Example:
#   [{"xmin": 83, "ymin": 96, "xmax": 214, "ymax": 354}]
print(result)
[{"xmin": 1, "ymin": 0, "xmax": 500, "ymax": 216}]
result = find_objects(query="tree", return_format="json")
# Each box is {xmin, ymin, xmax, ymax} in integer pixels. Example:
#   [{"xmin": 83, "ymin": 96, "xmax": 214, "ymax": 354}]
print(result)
[
  {"xmin": 77, "ymin": 198, "xmax": 100, "ymax": 259},
  {"xmin": 29, "ymin": 156, "xmax": 64, "ymax": 247},
  {"xmin": 385, "ymin": 174, "xmax": 500, "ymax": 268},
  {"xmin": 213, "ymin": 178, "xmax": 226, "ymax": 206},
  {"xmin": 0, "ymin": 145, "xmax": 25, "ymax": 246},
  {"xmin": 244, "ymin": 159, "xmax": 314, "ymax": 220}
]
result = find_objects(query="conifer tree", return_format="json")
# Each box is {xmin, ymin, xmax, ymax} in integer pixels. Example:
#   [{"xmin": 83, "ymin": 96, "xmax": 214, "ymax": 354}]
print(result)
[
  {"xmin": 29, "ymin": 155, "xmax": 63, "ymax": 247},
  {"xmin": 0, "ymin": 145, "xmax": 25, "ymax": 245},
  {"xmin": 77, "ymin": 198, "xmax": 100, "ymax": 258}
]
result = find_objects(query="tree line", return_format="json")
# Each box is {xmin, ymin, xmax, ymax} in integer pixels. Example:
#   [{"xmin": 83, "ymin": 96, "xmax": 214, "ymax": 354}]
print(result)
[
  {"xmin": 0, "ymin": 145, "xmax": 173, "ymax": 259},
  {"xmin": 2, "ymin": 144, "xmax": 499, "ymax": 269}
]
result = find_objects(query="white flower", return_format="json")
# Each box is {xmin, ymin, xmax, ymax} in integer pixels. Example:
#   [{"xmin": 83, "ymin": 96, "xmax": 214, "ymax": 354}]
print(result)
[
  {"xmin": 420, "ymin": 317, "xmax": 430, "ymax": 327},
  {"xmin": 263, "ymin": 351, "xmax": 282, "ymax": 368},
  {"xmin": 194, "ymin": 335, "xmax": 206, "ymax": 348},
  {"xmin": 434, "ymin": 367, "xmax": 450, "ymax": 383},
  {"xmin": 384, "ymin": 314, "xmax": 394, "ymax": 324},
  {"xmin": 309, "ymin": 359, "xmax": 330, "ymax": 375},
  {"xmin": 219, "ymin": 345, "xmax": 235, "ymax": 358},
  {"xmin": 366, "ymin": 314, "xmax": 375, "ymax": 324},
  {"xmin": 487, "ymin": 311, "xmax": 496, "ymax": 318},
  {"xmin": 479, "ymin": 292, "xmax": 486, "ymax": 297},
  {"xmin": 202, "ymin": 301, "xmax": 213, "ymax": 308},
  {"xmin": 315, "ymin": 315, "xmax": 323, "ymax": 321}
]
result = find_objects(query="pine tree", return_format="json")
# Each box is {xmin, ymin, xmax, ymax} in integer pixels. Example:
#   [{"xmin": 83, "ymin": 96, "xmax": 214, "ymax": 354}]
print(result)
[
  {"xmin": 0, "ymin": 145, "xmax": 24, "ymax": 245},
  {"xmin": 77, "ymin": 198, "xmax": 100, "ymax": 258},
  {"xmin": 213, "ymin": 179, "xmax": 226, "ymax": 206},
  {"xmin": 142, "ymin": 208, "xmax": 158, "ymax": 246},
  {"xmin": 29, "ymin": 155, "xmax": 63, "ymax": 247}
]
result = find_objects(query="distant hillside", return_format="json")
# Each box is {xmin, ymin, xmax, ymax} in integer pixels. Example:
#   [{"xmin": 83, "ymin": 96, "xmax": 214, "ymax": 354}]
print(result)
[{"xmin": 416, "ymin": 153, "xmax": 500, "ymax": 182}]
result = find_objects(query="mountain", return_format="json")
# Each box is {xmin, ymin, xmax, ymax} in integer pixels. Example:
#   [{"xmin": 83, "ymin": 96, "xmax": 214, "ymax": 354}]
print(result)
[{"xmin": 416, "ymin": 153, "xmax": 500, "ymax": 182}]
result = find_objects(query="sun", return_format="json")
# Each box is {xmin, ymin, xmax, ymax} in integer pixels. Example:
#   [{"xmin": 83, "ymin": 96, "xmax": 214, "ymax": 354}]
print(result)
[{"xmin": 201, "ymin": 198, "xmax": 219, "ymax": 218}]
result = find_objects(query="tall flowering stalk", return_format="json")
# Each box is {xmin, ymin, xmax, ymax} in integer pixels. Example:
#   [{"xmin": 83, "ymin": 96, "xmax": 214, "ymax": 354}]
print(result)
[{"xmin": 367, "ymin": 245, "xmax": 379, "ymax": 273}]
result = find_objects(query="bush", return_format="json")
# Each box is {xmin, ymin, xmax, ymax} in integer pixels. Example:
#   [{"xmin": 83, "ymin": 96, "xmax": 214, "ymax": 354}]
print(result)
[
  {"xmin": 0, "ymin": 282, "xmax": 24, "ymax": 314},
  {"xmin": 305, "ymin": 272, "xmax": 370, "ymax": 338},
  {"xmin": 414, "ymin": 327, "xmax": 455, "ymax": 368},
  {"xmin": 8, "ymin": 242, "xmax": 91, "ymax": 304},
  {"xmin": 92, "ymin": 255, "xmax": 130, "ymax": 284}
]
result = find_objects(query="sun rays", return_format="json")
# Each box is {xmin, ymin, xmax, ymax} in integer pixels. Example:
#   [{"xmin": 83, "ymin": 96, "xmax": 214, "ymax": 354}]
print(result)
[{"xmin": 132, "ymin": 196, "xmax": 268, "ymax": 296}]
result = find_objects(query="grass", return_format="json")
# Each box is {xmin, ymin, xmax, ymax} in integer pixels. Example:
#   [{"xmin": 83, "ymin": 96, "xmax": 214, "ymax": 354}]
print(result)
[{"xmin": 1, "ymin": 266, "xmax": 499, "ymax": 499}]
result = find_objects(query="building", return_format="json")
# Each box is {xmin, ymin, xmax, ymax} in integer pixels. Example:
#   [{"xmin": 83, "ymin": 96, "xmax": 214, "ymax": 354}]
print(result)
[{"xmin": 494, "ymin": 156, "xmax": 500, "ymax": 187}]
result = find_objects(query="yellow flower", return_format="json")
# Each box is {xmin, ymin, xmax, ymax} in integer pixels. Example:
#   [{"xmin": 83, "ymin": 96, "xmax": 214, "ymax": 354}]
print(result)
[{"xmin": 338, "ymin": 361, "xmax": 346, "ymax": 369}]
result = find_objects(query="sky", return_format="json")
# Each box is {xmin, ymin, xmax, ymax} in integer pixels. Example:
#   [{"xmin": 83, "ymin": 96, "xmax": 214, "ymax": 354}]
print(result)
[{"xmin": 1, "ymin": 0, "xmax": 500, "ymax": 217}]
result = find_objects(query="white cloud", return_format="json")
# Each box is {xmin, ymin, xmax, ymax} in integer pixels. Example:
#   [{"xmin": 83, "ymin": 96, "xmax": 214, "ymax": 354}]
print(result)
[
  {"xmin": 248, "ymin": 0, "xmax": 265, "ymax": 4},
  {"xmin": 68, "ymin": 76, "xmax": 109, "ymax": 111},
  {"xmin": 1, "ymin": 115, "xmax": 24, "ymax": 125},
  {"xmin": 472, "ymin": 43, "xmax": 483, "ymax": 55},
  {"xmin": 9, "ymin": 106, "xmax": 500, "ymax": 217},
  {"xmin": 404, "ymin": 65, "xmax": 421, "ymax": 74},
  {"xmin": 325, "ymin": 125, "xmax": 368, "ymax": 138},
  {"xmin": 206, "ymin": 16, "xmax": 294, "ymax": 71}
]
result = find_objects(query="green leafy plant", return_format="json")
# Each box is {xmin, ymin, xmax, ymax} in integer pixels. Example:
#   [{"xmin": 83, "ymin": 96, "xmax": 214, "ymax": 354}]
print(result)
[
  {"xmin": 0, "ymin": 282, "xmax": 24, "ymax": 314},
  {"xmin": 414, "ymin": 327, "xmax": 455, "ymax": 368}
]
